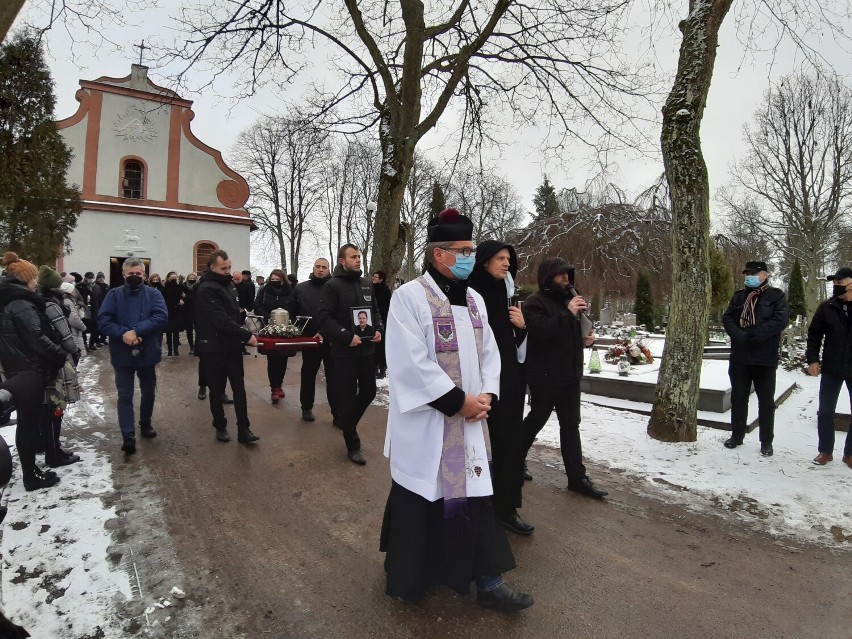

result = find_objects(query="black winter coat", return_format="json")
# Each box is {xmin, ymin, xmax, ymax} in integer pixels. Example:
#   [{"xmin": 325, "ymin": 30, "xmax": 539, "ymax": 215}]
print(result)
[
  {"xmin": 806, "ymin": 297, "xmax": 852, "ymax": 379},
  {"xmin": 286, "ymin": 275, "xmax": 330, "ymax": 336},
  {"xmin": 524, "ymin": 257, "xmax": 584, "ymax": 386},
  {"xmin": 0, "ymin": 276, "xmax": 68, "ymax": 378},
  {"xmin": 236, "ymin": 280, "xmax": 256, "ymax": 311},
  {"xmin": 722, "ymin": 286, "xmax": 789, "ymax": 367},
  {"xmin": 317, "ymin": 266, "xmax": 383, "ymax": 358},
  {"xmin": 162, "ymin": 281, "xmax": 185, "ymax": 331},
  {"xmin": 193, "ymin": 271, "xmax": 253, "ymax": 354},
  {"xmin": 254, "ymin": 281, "xmax": 292, "ymax": 320}
]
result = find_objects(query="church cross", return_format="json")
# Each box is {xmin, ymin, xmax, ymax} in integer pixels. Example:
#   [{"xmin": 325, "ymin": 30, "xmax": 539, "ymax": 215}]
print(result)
[{"xmin": 134, "ymin": 40, "xmax": 149, "ymax": 65}]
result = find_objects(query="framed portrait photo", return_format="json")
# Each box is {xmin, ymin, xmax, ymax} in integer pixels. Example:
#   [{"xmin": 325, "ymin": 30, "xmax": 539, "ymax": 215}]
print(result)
[{"xmin": 351, "ymin": 306, "xmax": 375, "ymax": 339}]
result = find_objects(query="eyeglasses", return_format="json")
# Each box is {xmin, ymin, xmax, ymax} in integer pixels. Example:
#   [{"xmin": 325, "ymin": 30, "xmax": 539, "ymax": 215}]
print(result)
[{"xmin": 442, "ymin": 246, "xmax": 476, "ymax": 258}]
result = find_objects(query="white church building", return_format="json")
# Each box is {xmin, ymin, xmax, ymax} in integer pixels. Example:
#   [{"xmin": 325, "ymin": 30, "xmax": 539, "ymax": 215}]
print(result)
[{"xmin": 56, "ymin": 64, "xmax": 253, "ymax": 286}]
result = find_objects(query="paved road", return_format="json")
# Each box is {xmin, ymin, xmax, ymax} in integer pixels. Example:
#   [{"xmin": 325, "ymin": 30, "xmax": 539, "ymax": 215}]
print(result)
[{"xmin": 95, "ymin": 350, "xmax": 851, "ymax": 638}]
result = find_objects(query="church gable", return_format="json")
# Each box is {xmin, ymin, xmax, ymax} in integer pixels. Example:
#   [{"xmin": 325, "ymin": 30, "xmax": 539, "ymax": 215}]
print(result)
[{"xmin": 56, "ymin": 64, "xmax": 250, "ymax": 224}]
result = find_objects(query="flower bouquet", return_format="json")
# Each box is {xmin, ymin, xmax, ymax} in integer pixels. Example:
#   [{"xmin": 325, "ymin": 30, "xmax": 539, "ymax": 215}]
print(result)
[
  {"xmin": 603, "ymin": 339, "xmax": 654, "ymax": 365},
  {"xmin": 256, "ymin": 320, "xmax": 320, "ymax": 357}
]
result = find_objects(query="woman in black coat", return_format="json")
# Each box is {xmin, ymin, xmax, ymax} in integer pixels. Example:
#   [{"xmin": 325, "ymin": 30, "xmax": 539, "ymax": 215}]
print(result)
[
  {"xmin": 182, "ymin": 272, "xmax": 199, "ymax": 354},
  {"xmin": 253, "ymin": 269, "xmax": 293, "ymax": 403},
  {"xmin": 162, "ymin": 271, "xmax": 185, "ymax": 356},
  {"xmin": 468, "ymin": 240, "xmax": 532, "ymax": 535}
]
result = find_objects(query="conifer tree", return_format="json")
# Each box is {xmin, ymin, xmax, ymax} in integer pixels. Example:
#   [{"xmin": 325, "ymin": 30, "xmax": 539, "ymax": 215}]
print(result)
[
  {"xmin": 532, "ymin": 176, "xmax": 559, "ymax": 220},
  {"xmin": 709, "ymin": 243, "xmax": 734, "ymax": 313},
  {"xmin": 429, "ymin": 181, "xmax": 446, "ymax": 217},
  {"xmin": 0, "ymin": 32, "xmax": 80, "ymax": 264},
  {"xmin": 787, "ymin": 258, "xmax": 807, "ymax": 322},
  {"xmin": 634, "ymin": 271, "xmax": 654, "ymax": 328}
]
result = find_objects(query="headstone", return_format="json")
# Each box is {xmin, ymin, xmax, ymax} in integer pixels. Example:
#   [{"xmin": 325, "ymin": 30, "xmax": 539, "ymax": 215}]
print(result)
[
  {"xmin": 623, "ymin": 312, "xmax": 637, "ymax": 327},
  {"xmin": 600, "ymin": 305, "xmax": 613, "ymax": 326}
]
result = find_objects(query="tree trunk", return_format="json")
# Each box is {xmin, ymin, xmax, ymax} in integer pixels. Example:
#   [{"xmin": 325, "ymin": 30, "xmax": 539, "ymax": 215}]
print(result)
[
  {"xmin": 648, "ymin": 0, "xmax": 733, "ymax": 442},
  {"xmin": 0, "ymin": 1, "xmax": 25, "ymax": 45}
]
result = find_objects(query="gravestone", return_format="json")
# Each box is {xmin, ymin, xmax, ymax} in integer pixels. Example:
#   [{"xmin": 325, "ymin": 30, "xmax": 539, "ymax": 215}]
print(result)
[{"xmin": 600, "ymin": 305, "xmax": 613, "ymax": 326}]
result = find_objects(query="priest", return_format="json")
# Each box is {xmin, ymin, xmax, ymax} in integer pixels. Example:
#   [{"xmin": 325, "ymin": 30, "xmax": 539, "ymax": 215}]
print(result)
[{"xmin": 379, "ymin": 208, "xmax": 534, "ymax": 613}]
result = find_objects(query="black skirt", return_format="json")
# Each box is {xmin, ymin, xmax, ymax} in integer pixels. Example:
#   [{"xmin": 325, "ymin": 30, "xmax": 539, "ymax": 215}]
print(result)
[{"xmin": 379, "ymin": 481, "xmax": 516, "ymax": 601}]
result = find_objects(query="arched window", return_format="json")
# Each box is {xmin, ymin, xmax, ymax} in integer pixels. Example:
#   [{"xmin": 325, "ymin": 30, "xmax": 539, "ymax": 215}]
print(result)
[
  {"xmin": 194, "ymin": 241, "xmax": 218, "ymax": 273},
  {"xmin": 122, "ymin": 160, "xmax": 144, "ymax": 199}
]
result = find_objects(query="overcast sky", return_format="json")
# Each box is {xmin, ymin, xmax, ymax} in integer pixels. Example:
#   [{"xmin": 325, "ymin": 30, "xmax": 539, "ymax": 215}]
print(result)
[{"xmin": 13, "ymin": 1, "xmax": 852, "ymax": 276}]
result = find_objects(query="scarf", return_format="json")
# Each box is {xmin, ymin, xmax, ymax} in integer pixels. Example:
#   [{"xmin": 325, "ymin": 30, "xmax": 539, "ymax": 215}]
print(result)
[
  {"xmin": 416, "ymin": 276, "xmax": 489, "ymax": 518},
  {"xmin": 740, "ymin": 281, "xmax": 769, "ymax": 328}
]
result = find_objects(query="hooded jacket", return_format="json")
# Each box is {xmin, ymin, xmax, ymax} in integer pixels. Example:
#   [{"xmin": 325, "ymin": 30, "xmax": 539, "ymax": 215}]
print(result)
[
  {"xmin": 194, "ymin": 270, "xmax": 253, "ymax": 354},
  {"xmin": 523, "ymin": 257, "xmax": 584, "ymax": 386},
  {"xmin": 317, "ymin": 265, "xmax": 383, "ymax": 358},
  {"xmin": 285, "ymin": 274, "xmax": 330, "ymax": 336},
  {"xmin": 0, "ymin": 276, "xmax": 68, "ymax": 377},
  {"xmin": 806, "ymin": 296, "xmax": 852, "ymax": 378}
]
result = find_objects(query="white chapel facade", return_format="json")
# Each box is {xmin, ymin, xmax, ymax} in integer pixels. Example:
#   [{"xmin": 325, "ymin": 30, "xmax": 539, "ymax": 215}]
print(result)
[{"xmin": 56, "ymin": 64, "xmax": 252, "ymax": 286}]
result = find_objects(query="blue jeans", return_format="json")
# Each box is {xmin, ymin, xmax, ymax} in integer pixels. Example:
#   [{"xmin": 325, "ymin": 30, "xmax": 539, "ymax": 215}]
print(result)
[
  {"xmin": 113, "ymin": 365, "xmax": 157, "ymax": 439},
  {"xmin": 817, "ymin": 373, "xmax": 852, "ymax": 456}
]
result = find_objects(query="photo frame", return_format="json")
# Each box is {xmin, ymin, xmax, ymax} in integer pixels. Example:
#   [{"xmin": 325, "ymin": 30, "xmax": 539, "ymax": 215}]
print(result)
[{"xmin": 351, "ymin": 306, "xmax": 375, "ymax": 339}]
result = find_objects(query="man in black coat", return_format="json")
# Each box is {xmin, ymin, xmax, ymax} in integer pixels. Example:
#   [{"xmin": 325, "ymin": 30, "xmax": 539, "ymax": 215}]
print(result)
[
  {"xmin": 371, "ymin": 270, "xmax": 392, "ymax": 378},
  {"xmin": 521, "ymin": 257, "xmax": 607, "ymax": 499},
  {"xmin": 317, "ymin": 244, "xmax": 383, "ymax": 464},
  {"xmin": 806, "ymin": 266, "xmax": 852, "ymax": 467},
  {"xmin": 286, "ymin": 258, "xmax": 335, "ymax": 422},
  {"xmin": 194, "ymin": 250, "xmax": 260, "ymax": 444},
  {"xmin": 722, "ymin": 260, "xmax": 789, "ymax": 457},
  {"xmin": 469, "ymin": 240, "xmax": 532, "ymax": 534}
]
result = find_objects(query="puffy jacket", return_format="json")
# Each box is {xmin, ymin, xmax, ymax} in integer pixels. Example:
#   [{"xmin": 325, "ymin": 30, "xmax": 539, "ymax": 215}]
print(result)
[
  {"xmin": 806, "ymin": 297, "xmax": 852, "ymax": 379},
  {"xmin": 524, "ymin": 257, "xmax": 584, "ymax": 386},
  {"xmin": 194, "ymin": 270, "xmax": 253, "ymax": 354},
  {"xmin": 0, "ymin": 276, "xmax": 68, "ymax": 377},
  {"xmin": 722, "ymin": 285, "xmax": 789, "ymax": 367},
  {"xmin": 97, "ymin": 283, "xmax": 168, "ymax": 367},
  {"xmin": 254, "ymin": 281, "xmax": 293, "ymax": 321},
  {"xmin": 317, "ymin": 266, "xmax": 383, "ymax": 358},
  {"xmin": 285, "ymin": 275, "xmax": 330, "ymax": 336}
]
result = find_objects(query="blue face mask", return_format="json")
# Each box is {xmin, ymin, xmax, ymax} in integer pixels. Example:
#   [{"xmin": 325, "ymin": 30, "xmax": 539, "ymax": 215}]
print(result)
[
  {"xmin": 505, "ymin": 271, "xmax": 515, "ymax": 298},
  {"xmin": 447, "ymin": 254, "xmax": 475, "ymax": 280},
  {"xmin": 744, "ymin": 275, "xmax": 761, "ymax": 288}
]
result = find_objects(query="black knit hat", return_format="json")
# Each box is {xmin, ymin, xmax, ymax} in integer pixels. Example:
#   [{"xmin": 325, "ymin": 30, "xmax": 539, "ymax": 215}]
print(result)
[{"xmin": 426, "ymin": 208, "xmax": 474, "ymax": 242}]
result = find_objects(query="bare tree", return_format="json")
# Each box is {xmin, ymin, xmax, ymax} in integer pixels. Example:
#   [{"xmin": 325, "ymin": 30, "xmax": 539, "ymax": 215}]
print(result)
[
  {"xmin": 168, "ymin": 0, "xmax": 651, "ymax": 280},
  {"xmin": 232, "ymin": 115, "xmax": 330, "ymax": 274},
  {"xmin": 721, "ymin": 71, "xmax": 852, "ymax": 312},
  {"xmin": 449, "ymin": 163, "xmax": 526, "ymax": 245},
  {"xmin": 399, "ymin": 152, "xmax": 443, "ymax": 282}
]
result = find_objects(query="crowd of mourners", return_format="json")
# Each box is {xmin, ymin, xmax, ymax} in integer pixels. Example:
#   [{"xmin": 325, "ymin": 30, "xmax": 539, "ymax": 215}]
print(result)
[{"xmin": 0, "ymin": 206, "xmax": 849, "ymax": 624}]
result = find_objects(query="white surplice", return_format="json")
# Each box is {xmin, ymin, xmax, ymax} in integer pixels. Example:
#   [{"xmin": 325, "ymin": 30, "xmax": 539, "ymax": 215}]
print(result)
[{"xmin": 383, "ymin": 273, "xmax": 502, "ymax": 502}]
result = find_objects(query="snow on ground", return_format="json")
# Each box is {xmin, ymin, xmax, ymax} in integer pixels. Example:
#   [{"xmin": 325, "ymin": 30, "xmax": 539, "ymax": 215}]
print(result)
[
  {"xmin": 0, "ymin": 357, "xmax": 130, "ymax": 637},
  {"xmin": 533, "ymin": 369, "xmax": 852, "ymax": 548}
]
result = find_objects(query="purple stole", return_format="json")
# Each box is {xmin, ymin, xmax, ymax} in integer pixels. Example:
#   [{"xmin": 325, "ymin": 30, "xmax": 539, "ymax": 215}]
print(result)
[{"xmin": 416, "ymin": 276, "xmax": 490, "ymax": 517}]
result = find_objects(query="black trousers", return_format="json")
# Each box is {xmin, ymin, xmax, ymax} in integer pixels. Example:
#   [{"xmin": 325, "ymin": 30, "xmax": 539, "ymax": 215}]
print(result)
[
  {"xmin": 331, "ymin": 354, "xmax": 376, "ymax": 452},
  {"xmin": 728, "ymin": 361, "xmax": 777, "ymax": 444},
  {"xmin": 522, "ymin": 383, "xmax": 586, "ymax": 485},
  {"xmin": 266, "ymin": 355, "xmax": 288, "ymax": 389},
  {"xmin": 185, "ymin": 319, "xmax": 195, "ymax": 352},
  {"xmin": 3, "ymin": 370, "xmax": 47, "ymax": 479},
  {"xmin": 165, "ymin": 330, "xmax": 181, "ymax": 355},
  {"xmin": 200, "ymin": 351, "xmax": 250, "ymax": 430},
  {"xmin": 375, "ymin": 339, "xmax": 387, "ymax": 374},
  {"xmin": 299, "ymin": 343, "xmax": 335, "ymax": 412}
]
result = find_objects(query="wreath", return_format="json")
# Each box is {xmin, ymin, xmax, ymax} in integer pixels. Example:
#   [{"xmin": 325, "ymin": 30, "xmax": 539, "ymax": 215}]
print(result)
[
  {"xmin": 259, "ymin": 321, "xmax": 303, "ymax": 338},
  {"xmin": 604, "ymin": 339, "xmax": 654, "ymax": 365}
]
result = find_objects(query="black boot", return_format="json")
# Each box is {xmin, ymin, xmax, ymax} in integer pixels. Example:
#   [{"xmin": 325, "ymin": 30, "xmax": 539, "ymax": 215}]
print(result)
[
  {"xmin": 23, "ymin": 468, "xmax": 60, "ymax": 492},
  {"xmin": 238, "ymin": 428, "xmax": 260, "ymax": 443},
  {"xmin": 477, "ymin": 582, "xmax": 534, "ymax": 613},
  {"xmin": 568, "ymin": 476, "xmax": 608, "ymax": 499}
]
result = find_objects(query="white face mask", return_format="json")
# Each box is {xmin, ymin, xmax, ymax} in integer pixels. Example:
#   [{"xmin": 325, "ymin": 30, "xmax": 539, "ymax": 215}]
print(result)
[{"xmin": 505, "ymin": 271, "xmax": 515, "ymax": 298}]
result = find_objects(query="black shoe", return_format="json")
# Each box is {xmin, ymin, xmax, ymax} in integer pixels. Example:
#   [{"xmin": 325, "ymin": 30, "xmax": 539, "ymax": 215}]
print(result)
[
  {"xmin": 568, "ymin": 476, "xmax": 608, "ymax": 499},
  {"xmin": 347, "ymin": 450, "xmax": 366, "ymax": 465},
  {"xmin": 0, "ymin": 388, "xmax": 14, "ymax": 417},
  {"xmin": 221, "ymin": 393, "xmax": 234, "ymax": 404},
  {"xmin": 523, "ymin": 462, "xmax": 532, "ymax": 481},
  {"xmin": 23, "ymin": 468, "xmax": 61, "ymax": 492},
  {"xmin": 121, "ymin": 438, "xmax": 136, "ymax": 454},
  {"xmin": 500, "ymin": 511, "xmax": 534, "ymax": 535},
  {"xmin": 760, "ymin": 443, "xmax": 774, "ymax": 457},
  {"xmin": 198, "ymin": 387, "xmax": 207, "ymax": 400},
  {"xmin": 476, "ymin": 583, "xmax": 534, "ymax": 613},
  {"xmin": 375, "ymin": 369, "xmax": 386, "ymax": 379},
  {"xmin": 140, "ymin": 425, "xmax": 157, "ymax": 438},
  {"xmin": 301, "ymin": 409, "xmax": 315, "ymax": 422},
  {"xmin": 238, "ymin": 429, "xmax": 260, "ymax": 443},
  {"xmin": 215, "ymin": 428, "xmax": 231, "ymax": 443},
  {"xmin": 724, "ymin": 437, "xmax": 744, "ymax": 449},
  {"xmin": 48, "ymin": 450, "xmax": 82, "ymax": 468}
]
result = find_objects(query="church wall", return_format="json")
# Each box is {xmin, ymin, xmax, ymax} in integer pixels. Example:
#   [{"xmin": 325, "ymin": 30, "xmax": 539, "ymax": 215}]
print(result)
[
  {"xmin": 178, "ymin": 136, "xmax": 229, "ymax": 209},
  {"xmin": 62, "ymin": 209, "xmax": 250, "ymax": 278},
  {"xmin": 58, "ymin": 122, "xmax": 86, "ymax": 189},
  {"xmin": 96, "ymin": 93, "xmax": 171, "ymax": 201}
]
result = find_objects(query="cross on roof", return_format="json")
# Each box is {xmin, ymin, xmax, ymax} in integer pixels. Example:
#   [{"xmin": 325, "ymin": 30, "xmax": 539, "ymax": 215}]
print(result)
[{"xmin": 133, "ymin": 40, "xmax": 149, "ymax": 65}]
